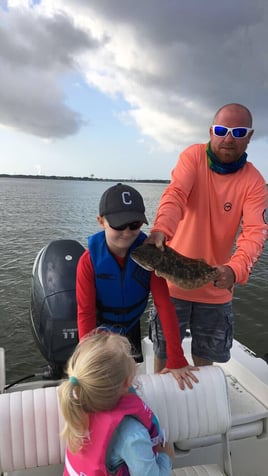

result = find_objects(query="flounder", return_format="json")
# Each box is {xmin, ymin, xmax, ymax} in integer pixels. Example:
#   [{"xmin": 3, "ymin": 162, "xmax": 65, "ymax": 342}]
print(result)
[{"xmin": 131, "ymin": 244, "xmax": 219, "ymax": 290}]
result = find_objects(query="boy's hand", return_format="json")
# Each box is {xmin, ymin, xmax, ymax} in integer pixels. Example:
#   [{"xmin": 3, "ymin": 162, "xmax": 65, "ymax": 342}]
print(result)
[{"xmin": 160, "ymin": 365, "xmax": 199, "ymax": 390}]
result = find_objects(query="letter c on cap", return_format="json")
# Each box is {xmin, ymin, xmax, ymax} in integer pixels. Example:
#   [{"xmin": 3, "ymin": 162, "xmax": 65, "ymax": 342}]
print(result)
[{"xmin": 122, "ymin": 191, "xmax": 132, "ymax": 205}]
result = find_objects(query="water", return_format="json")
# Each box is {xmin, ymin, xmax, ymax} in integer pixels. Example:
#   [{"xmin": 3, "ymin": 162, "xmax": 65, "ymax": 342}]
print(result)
[{"xmin": 1, "ymin": 177, "xmax": 267, "ymax": 384}]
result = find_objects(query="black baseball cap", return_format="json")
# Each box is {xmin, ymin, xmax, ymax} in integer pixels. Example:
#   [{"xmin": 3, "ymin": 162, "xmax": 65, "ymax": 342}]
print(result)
[{"xmin": 99, "ymin": 183, "xmax": 148, "ymax": 228}]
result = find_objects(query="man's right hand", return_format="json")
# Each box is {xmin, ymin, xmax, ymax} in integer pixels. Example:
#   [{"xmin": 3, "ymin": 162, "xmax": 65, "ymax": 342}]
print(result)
[{"xmin": 145, "ymin": 231, "xmax": 166, "ymax": 251}]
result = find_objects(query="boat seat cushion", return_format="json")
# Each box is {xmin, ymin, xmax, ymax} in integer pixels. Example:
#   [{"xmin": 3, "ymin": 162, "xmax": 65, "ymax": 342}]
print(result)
[
  {"xmin": 135, "ymin": 366, "xmax": 231, "ymax": 443},
  {"xmin": 136, "ymin": 367, "xmax": 232, "ymax": 476},
  {"xmin": 172, "ymin": 465, "xmax": 226, "ymax": 475},
  {"xmin": 175, "ymin": 374, "xmax": 268, "ymax": 450},
  {"xmin": 0, "ymin": 366, "xmax": 231, "ymax": 474},
  {"xmin": 0, "ymin": 386, "xmax": 65, "ymax": 472}
]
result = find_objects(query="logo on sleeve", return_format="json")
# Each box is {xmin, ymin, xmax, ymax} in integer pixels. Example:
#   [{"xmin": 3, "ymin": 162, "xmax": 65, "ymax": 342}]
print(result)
[{"xmin": 262, "ymin": 209, "xmax": 267, "ymax": 224}]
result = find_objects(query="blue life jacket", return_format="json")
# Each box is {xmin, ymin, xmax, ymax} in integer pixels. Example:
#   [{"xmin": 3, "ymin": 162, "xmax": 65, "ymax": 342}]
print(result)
[{"xmin": 88, "ymin": 231, "xmax": 151, "ymax": 334}]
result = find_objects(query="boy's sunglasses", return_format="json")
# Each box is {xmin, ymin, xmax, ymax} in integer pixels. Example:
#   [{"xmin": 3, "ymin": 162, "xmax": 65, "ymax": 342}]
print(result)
[
  {"xmin": 212, "ymin": 125, "xmax": 253, "ymax": 139},
  {"xmin": 110, "ymin": 221, "xmax": 143, "ymax": 231}
]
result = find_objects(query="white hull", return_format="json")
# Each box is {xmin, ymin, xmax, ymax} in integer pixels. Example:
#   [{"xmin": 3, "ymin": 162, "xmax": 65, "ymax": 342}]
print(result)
[{"xmin": 1, "ymin": 336, "xmax": 268, "ymax": 476}]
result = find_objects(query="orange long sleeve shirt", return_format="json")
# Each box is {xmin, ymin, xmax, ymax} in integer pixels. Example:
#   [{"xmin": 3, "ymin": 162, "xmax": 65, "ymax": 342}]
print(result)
[{"xmin": 152, "ymin": 143, "xmax": 268, "ymax": 303}]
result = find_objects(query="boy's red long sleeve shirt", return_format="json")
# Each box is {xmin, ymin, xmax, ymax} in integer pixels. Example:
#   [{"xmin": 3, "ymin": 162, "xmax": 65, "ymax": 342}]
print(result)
[{"xmin": 76, "ymin": 249, "xmax": 188, "ymax": 369}]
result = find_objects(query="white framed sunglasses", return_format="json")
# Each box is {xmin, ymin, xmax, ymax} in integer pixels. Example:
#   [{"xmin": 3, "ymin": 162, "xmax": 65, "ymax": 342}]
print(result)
[{"xmin": 212, "ymin": 125, "xmax": 253, "ymax": 139}]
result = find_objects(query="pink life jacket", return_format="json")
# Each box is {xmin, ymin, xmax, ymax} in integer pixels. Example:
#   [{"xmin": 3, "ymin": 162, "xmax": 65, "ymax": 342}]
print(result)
[{"xmin": 64, "ymin": 392, "xmax": 162, "ymax": 476}]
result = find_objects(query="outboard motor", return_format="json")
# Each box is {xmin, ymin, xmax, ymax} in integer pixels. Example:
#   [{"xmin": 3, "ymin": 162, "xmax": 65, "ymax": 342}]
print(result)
[{"xmin": 30, "ymin": 239, "xmax": 85, "ymax": 379}]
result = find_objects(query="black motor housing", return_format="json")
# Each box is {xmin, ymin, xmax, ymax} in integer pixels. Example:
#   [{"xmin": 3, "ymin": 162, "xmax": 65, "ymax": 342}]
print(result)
[{"xmin": 30, "ymin": 239, "xmax": 85, "ymax": 377}]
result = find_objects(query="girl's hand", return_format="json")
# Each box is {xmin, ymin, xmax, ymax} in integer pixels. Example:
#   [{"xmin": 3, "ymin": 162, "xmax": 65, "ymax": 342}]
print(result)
[{"xmin": 157, "ymin": 441, "xmax": 175, "ymax": 461}]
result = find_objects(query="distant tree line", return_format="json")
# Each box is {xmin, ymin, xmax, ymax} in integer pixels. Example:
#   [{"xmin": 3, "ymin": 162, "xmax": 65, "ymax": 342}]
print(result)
[{"xmin": 0, "ymin": 174, "xmax": 169, "ymax": 184}]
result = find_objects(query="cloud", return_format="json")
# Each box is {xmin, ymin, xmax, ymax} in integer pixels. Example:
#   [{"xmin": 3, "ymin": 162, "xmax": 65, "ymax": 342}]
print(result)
[
  {"xmin": 1, "ymin": 0, "xmax": 268, "ymax": 148},
  {"xmin": 69, "ymin": 0, "xmax": 268, "ymax": 147},
  {"xmin": 0, "ymin": 4, "xmax": 102, "ymax": 137}
]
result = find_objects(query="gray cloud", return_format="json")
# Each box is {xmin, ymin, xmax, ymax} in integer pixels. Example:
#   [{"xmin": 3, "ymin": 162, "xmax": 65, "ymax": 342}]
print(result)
[
  {"xmin": 0, "ymin": 63, "xmax": 84, "ymax": 138},
  {"xmin": 1, "ymin": 0, "xmax": 268, "ymax": 143},
  {"xmin": 0, "ymin": 10, "xmax": 98, "ymax": 69},
  {"xmin": 63, "ymin": 0, "xmax": 268, "ymax": 139},
  {"xmin": 0, "ymin": 6, "xmax": 102, "ymax": 138}
]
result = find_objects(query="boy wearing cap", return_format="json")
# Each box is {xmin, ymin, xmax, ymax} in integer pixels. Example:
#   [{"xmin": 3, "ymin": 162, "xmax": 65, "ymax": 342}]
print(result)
[{"xmin": 76, "ymin": 183, "xmax": 198, "ymax": 389}]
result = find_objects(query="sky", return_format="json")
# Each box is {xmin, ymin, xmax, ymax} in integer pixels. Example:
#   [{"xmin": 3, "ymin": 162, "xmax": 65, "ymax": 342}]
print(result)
[{"xmin": 1, "ymin": 0, "xmax": 268, "ymax": 181}]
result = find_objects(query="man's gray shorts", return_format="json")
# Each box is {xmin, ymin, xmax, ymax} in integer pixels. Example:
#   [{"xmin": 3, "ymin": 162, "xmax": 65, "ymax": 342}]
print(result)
[{"xmin": 149, "ymin": 298, "xmax": 234, "ymax": 363}]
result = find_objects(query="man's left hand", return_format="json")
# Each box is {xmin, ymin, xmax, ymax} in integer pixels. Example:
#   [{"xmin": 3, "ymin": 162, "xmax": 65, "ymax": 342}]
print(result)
[{"xmin": 214, "ymin": 265, "xmax": 235, "ymax": 290}]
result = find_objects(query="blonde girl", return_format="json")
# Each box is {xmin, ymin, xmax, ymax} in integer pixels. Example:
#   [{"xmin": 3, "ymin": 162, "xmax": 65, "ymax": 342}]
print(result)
[{"xmin": 58, "ymin": 332, "xmax": 173, "ymax": 475}]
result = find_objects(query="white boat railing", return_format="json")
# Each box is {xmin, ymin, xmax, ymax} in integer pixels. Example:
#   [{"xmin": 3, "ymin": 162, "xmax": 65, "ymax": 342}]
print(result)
[{"xmin": 0, "ymin": 348, "xmax": 5, "ymax": 394}]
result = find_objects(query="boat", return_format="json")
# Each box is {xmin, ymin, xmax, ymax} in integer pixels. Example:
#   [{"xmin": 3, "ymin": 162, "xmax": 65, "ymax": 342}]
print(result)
[{"xmin": 0, "ymin": 239, "xmax": 267, "ymax": 476}]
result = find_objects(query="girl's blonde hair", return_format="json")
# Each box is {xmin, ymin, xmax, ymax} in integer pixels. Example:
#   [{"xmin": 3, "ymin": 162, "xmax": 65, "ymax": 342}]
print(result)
[{"xmin": 58, "ymin": 331, "xmax": 136, "ymax": 453}]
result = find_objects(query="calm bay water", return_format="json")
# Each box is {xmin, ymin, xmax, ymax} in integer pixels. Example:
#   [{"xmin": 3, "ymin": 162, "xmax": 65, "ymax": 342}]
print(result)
[{"xmin": 1, "ymin": 177, "xmax": 267, "ymax": 384}]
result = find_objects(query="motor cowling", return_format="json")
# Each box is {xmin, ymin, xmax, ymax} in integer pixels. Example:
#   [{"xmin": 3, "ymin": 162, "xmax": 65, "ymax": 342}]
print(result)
[{"xmin": 30, "ymin": 239, "xmax": 85, "ymax": 377}]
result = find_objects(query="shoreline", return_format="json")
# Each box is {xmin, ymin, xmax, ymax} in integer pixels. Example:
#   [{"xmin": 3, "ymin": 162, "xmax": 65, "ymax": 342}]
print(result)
[{"xmin": 0, "ymin": 174, "xmax": 169, "ymax": 184}]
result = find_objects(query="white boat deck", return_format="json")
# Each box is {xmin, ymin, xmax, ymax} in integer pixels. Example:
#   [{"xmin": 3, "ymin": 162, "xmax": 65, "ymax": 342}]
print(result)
[{"xmin": 1, "ymin": 337, "xmax": 268, "ymax": 476}]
